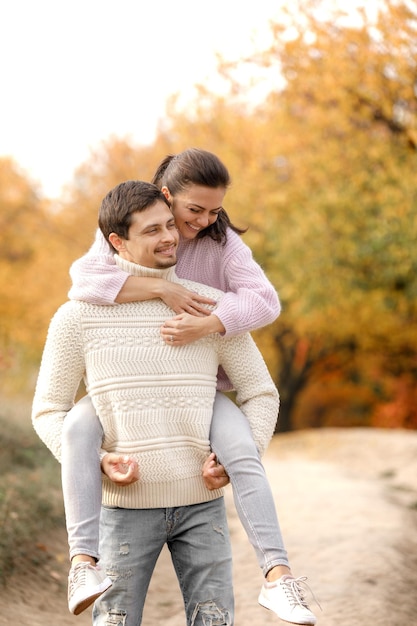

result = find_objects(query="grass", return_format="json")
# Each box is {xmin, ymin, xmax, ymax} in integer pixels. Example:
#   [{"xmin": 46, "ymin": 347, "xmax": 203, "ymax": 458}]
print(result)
[{"xmin": 0, "ymin": 413, "xmax": 64, "ymax": 585}]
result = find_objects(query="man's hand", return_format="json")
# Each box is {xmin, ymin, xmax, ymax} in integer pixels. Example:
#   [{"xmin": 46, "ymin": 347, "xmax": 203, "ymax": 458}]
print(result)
[
  {"xmin": 101, "ymin": 453, "xmax": 139, "ymax": 486},
  {"xmin": 203, "ymin": 453, "xmax": 230, "ymax": 490}
]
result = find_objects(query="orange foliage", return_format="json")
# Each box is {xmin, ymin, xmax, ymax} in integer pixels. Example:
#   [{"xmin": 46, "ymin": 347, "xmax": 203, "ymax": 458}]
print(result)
[
  {"xmin": 371, "ymin": 374, "xmax": 417, "ymax": 430},
  {"xmin": 2, "ymin": 2, "xmax": 417, "ymax": 431}
]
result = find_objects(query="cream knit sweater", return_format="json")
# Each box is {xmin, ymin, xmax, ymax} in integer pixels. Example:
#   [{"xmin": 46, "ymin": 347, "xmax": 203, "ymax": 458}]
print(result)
[{"xmin": 32, "ymin": 257, "xmax": 279, "ymax": 510}]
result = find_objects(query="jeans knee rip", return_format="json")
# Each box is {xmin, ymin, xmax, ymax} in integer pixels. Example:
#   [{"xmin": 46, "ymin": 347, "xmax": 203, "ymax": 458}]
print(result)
[
  {"xmin": 106, "ymin": 565, "xmax": 132, "ymax": 581},
  {"xmin": 104, "ymin": 609, "xmax": 127, "ymax": 626},
  {"xmin": 118, "ymin": 542, "xmax": 130, "ymax": 555},
  {"xmin": 191, "ymin": 600, "xmax": 231, "ymax": 625}
]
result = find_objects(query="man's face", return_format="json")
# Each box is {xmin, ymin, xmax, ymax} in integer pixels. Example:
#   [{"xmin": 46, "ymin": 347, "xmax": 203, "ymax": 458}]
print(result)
[{"xmin": 113, "ymin": 201, "xmax": 179, "ymax": 268}]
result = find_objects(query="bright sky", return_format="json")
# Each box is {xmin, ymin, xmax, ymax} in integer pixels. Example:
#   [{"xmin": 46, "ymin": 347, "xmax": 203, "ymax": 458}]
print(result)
[
  {"xmin": 1, "ymin": 0, "xmax": 284, "ymax": 197},
  {"xmin": 1, "ymin": 0, "xmax": 377, "ymax": 198}
]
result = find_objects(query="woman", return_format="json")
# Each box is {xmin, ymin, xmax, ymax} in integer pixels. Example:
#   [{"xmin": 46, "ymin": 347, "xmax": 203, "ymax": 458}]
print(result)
[{"xmin": 64, "ymin": 148, "xmax": 317, "ymax": 625}]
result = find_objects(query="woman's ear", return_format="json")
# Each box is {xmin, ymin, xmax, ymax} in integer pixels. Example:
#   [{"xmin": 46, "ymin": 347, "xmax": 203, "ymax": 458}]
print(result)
[
  {"xmin": 161, "ymin": 186, "xmax": 172, "ymax": 203},
  {"xmin": 108, "ymin": 232, "xmax": 125, "ymax": 252}
]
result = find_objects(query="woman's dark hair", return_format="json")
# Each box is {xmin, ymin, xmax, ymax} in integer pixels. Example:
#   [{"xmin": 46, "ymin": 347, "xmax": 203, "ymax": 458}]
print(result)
[{"xmin": 151, "ymin": 148, "xmax": 246, "ymax": 243}]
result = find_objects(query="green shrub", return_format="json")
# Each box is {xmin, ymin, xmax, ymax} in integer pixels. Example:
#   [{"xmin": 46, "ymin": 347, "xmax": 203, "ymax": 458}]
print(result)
[{"xmin": 0, "ymin": 415, "xmax": 64, "ymax": 584}]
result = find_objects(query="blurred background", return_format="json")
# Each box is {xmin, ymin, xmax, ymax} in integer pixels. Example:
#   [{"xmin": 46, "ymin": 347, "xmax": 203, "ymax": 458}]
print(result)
[{"xmin": 0, "ymin": 0, "xmax": 416, "ymax": 601}]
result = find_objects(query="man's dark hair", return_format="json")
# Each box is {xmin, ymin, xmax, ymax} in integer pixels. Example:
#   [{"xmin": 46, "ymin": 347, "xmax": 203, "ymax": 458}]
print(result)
[{"xmin": 99, "ymin": 180, "xmax": 170, "ymax": 251}]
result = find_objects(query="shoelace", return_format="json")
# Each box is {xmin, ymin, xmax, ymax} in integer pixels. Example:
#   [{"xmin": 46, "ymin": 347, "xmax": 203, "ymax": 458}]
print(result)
[
  {"xmin": 281, "ymin": 576, "xmax": 322, "ymax": 611},
  {"xmin": 69, "ymin": 563, "xmax": 89, "ymax": 594}
]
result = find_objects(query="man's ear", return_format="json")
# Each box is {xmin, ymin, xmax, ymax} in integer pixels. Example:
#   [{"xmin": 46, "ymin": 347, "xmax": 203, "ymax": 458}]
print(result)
[{"xmin": 108, "ymin": 232, "xmax": 125, "ymax": 252}]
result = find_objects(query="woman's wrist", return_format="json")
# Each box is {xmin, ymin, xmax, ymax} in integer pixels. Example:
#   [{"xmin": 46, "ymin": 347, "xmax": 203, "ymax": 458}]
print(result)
[{"xmin": 205, "ymin": 314, "xmax": 225, "ymax": 335}]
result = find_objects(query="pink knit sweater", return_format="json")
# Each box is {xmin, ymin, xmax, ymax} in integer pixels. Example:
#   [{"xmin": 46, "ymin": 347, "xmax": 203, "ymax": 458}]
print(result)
[{"xmin": 69, "ymin": 228, "xmax": 281, "ymax": 337}]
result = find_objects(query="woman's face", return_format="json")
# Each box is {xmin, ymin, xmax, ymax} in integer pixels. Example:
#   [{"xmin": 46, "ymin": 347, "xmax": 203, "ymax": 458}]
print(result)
[{"xmin": 165, "ymin": 184, "xmax": 226, "ymax": 240}]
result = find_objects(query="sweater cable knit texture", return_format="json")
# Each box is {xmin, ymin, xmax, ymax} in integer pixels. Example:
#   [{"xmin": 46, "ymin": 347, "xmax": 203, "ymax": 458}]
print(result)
[{"xmin": 33, "ymin": 259, "xmax": 279, "ymax": 511}]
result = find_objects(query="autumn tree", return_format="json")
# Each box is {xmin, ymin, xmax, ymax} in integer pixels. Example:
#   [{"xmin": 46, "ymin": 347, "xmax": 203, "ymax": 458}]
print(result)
[
  {"xmin": 9, "ymin": 0, "xmax": 415, "ymax": 431},
  {"xmin": 249, "ymin": 0, "xmax": 417, "ymax": 429},
  {"xmin": 156, "ymin": 0, "xmax": 417, "ymax": 430},
  {"xmin": 0, "ymin": 159, "xmax": 58, "ymax": 389}
]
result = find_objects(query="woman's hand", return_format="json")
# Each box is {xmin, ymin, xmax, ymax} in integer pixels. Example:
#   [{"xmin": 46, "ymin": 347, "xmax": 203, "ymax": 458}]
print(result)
[
  {"xmin": 101, "ymin": 453, "xmax": 139, "ymax": 486},
  {"xmin": 161, "ymin": 312, "xmax": 225, "ymax": 346},
  {"xmin": 159, "ymin": 282, "xmax": 216, "ymax": 316}
]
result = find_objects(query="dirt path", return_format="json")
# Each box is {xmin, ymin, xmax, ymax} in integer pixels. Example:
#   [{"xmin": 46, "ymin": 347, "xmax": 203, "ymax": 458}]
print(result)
[{"xmin": 1, "ymin": 428, "xmax": 417, "ymax": 625}]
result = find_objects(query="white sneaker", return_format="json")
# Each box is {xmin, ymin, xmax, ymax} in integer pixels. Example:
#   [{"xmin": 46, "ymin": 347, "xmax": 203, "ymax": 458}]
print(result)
[
  {"xmin": 258, "ymin": 575, "xmax": 318, "ymax": 625},
  {"xmin": 68, "ymin": 562, "xmax": 112, "ymax": 615}
]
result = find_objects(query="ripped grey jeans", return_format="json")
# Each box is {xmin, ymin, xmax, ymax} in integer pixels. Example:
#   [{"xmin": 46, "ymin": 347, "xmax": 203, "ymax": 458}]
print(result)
[
  {"xmin": 61, "ymin": 392, "xmax": 289, "ymax": 576},
  {"xmin": 92, "ymin": 499, "xmax": 233, "ymax": 626}
]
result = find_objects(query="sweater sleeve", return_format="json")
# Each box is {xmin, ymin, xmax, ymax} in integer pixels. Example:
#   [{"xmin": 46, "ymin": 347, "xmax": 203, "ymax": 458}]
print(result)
[
  {"xmin": 214, "ymin": 232, "xmax": 281, "ymax": 337},
  {"xmin": 68, "ymin": 229, "xmax": 130, "ymax": 305},
  {"xmin": 31, "ymin": 303, "xmax": 86, "ymax": 462},
  {"xmin": 217, "ymin": 333, "xmax": 279, "ymax": 456}
]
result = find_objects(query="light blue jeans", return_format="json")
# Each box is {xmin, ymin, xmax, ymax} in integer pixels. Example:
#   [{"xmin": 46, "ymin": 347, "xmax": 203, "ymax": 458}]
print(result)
[
  {"xmin": 92, "ymin": 499, "xmax": 233, "ymax": 626},
  {"xmin": 61, "ymin": 392, "xmax": 289, "ymax": 576}
]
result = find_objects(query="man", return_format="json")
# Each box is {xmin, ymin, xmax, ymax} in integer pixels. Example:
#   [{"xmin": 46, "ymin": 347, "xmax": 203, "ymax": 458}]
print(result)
[{"xmin": 32, "ymin": 181, "xmax": 279, "ymax": 625}]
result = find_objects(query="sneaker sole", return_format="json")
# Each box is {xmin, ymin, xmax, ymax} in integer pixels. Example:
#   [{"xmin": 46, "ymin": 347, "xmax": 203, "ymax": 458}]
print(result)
[
  {"xmin": 71, "ymin": 577, "xmax": 113, "ymax": 615},
  {"xmin": 258, "ymin": 594, "xmax": 317, "ymax": 626}
]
